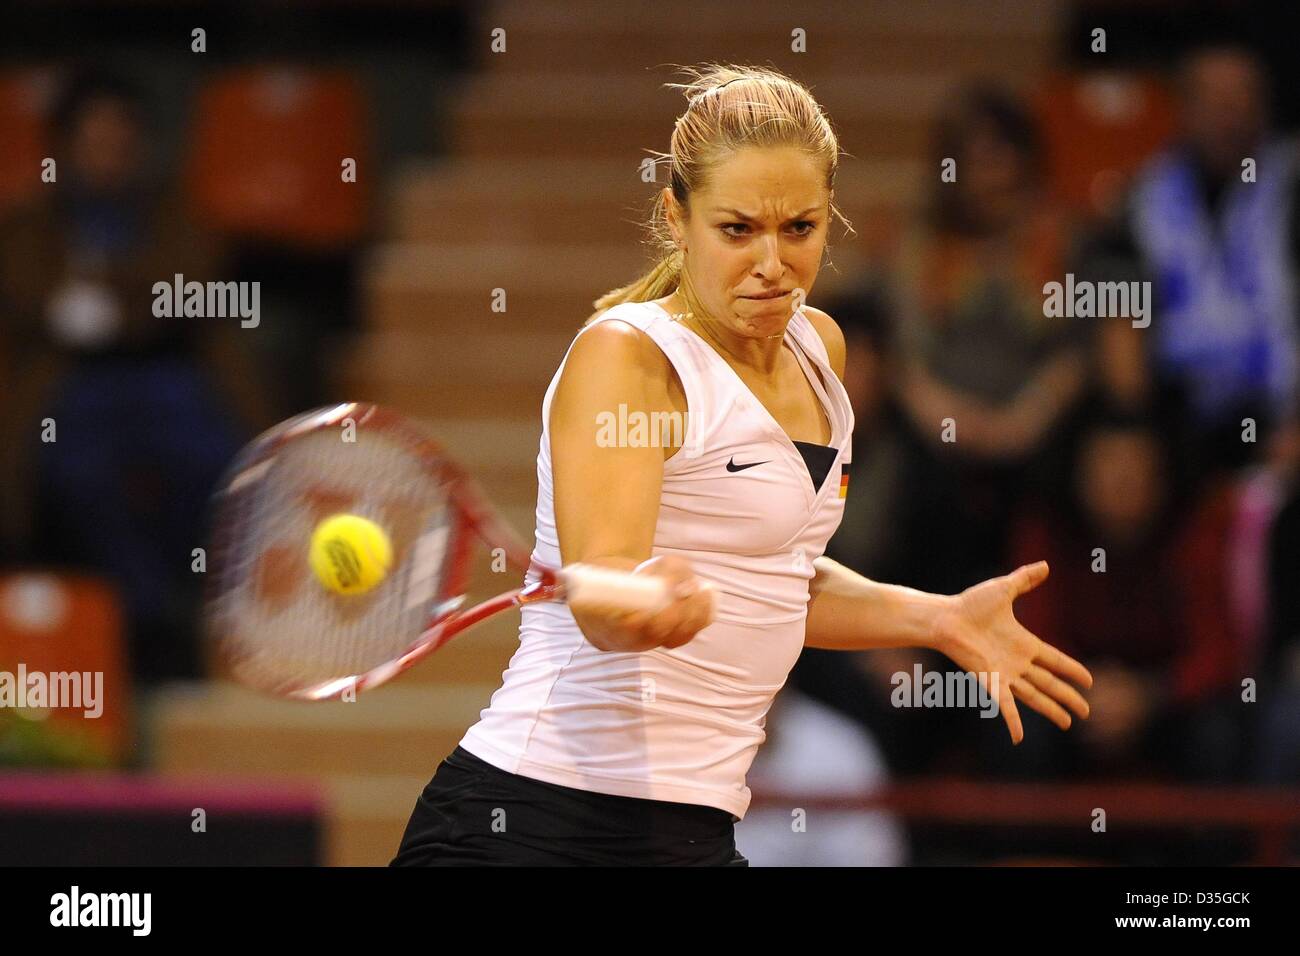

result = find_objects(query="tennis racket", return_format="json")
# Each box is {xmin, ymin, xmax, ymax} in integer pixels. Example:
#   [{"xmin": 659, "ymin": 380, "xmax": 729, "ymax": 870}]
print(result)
[{"xmin": 203, "ymin": 402, "xmax": 695, "ymax": 700}]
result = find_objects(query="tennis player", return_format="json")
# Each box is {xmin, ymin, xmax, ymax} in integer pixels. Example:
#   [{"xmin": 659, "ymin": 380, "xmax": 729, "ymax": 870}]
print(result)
[{"xmin": 391, "ymin": 64, "xmax": 1092, "ymax": 867}]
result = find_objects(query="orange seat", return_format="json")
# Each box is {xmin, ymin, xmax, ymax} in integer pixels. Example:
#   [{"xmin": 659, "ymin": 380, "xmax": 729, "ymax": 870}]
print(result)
[
  {"xmin": 0, "ymin": 68, "xmax": 56, "ymax": 216},
  {"xmin": 186, "ymin": 66, "xmax": 370, "ymax": 249},
  {"xmin": 0, "ymin": 572, "xmax": 131, "ymax": 766},
  {"xmin": 1034, "ymin": 71, "xmax": 1176, "ymax": 217}
]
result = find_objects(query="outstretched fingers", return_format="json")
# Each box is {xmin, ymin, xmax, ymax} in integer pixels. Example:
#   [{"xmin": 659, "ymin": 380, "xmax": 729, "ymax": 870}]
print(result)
[
  {"xmin": 1010, "ymin": 676, "xmax": 1073, "ymax": 731},
  {"xmin": 1024, "ymin": 664, "xmax": 1090, "ymax": 721},
  {"xmin": 1034, "ymin": 641, "xmax": 1093, "ymax": 690}
]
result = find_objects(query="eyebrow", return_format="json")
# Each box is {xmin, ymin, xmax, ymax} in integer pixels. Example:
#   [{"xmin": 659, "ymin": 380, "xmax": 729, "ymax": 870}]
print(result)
[{"xmin": 713, "ymin": 206, "xmax": 822, "ymax": 221}]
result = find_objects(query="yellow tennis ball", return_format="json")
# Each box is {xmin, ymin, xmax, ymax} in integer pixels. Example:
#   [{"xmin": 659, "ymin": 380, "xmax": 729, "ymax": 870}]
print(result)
[{"xmin": 309, "ymin": 514, "xmax": 393, "ymax": 595}]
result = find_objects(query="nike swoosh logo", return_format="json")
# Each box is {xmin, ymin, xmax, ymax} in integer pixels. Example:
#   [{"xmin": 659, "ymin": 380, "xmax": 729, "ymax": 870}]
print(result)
[{"xmin": 726, "ymin": 457, "xmax": 769, "ymax": 472}]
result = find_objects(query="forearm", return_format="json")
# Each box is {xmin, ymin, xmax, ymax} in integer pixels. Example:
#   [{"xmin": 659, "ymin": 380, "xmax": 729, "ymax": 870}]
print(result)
[
  {"xmin": 899, "ymin": 359, "xmax": 970, "ymax": 434},
  {"xmin": 1007, "ymin": 351, "xmax": 1086, "ymax": 435},
  {"xmin": 804, "ymin": 556, "xmax": 952, "ymax": 652}
]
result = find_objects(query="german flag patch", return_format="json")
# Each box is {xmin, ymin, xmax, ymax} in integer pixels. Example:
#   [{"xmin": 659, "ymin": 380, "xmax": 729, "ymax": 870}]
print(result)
[{"xmin": 838, "ymin": 463, "xmax": 850, "ymax": 499}]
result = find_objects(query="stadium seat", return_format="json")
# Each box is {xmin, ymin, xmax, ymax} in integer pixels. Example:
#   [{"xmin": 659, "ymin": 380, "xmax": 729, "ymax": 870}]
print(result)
[
  {"xmin": 1034, "ymin": 70, "xmax": 1176, "ymax": 217},
  {"xmin": 185, "ymin": 66, "xmax": 370, "ymax": 248},
  {"xmin": 0, "ymin": 68, "xmax": 56, "ymax": 215},
  {"xmin": 0, "ymin": 571, "xmax": 130, "ymax": 765}
]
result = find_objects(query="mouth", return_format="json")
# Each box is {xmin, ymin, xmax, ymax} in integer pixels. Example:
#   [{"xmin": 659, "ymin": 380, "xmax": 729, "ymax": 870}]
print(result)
[{"xmin": 741, "ymin": 290, "xmax": 790, "ymax": 300}]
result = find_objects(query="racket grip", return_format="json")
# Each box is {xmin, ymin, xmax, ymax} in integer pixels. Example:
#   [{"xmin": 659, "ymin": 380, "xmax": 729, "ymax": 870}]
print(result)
[{"xmin": 560, "ymin": 563, "xmax": 711, "ymax": 613}]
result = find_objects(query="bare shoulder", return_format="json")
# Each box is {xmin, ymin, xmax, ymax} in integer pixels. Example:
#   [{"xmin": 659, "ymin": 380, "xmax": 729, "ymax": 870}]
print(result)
[
  {"xmin": 567, "ymin": 316, "xmax": 674, "ymax": 385},
  {"xmin": 558, "ymin": 315, "xmax": 679, "ymax": 413},
  {"xmin": 555, "ymin": 314, "xmax": 684, "ymax": 460},
  {"xmin": 801, "ymin": 305, "xmax": 846, "ymax": 382}
]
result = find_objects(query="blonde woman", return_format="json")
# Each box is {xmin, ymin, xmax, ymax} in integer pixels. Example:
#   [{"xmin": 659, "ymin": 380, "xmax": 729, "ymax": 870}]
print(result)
[{"xmin": 392, "ymin": 64, "xmax": 1092, "ymax": 867}]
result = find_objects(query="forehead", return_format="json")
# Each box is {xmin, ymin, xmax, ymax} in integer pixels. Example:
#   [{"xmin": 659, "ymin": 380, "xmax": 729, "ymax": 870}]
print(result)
[{"xmin": 699, "ymin": 146, "xmax": 827, "ymax": 215}]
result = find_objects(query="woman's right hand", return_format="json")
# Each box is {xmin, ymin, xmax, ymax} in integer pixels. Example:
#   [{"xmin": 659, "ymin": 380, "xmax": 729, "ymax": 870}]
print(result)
[{"xmin": 569, "ymin": 554, "xmax": 715, "ymax": 652}]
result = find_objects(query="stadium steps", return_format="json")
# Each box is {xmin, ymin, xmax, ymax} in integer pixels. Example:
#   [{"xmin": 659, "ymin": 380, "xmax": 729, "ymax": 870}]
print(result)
[
  {"xmin": 149, "ymin": 682, "xmax": 498, "ymax": 779},
  {"xmin": 490, "ymin": 0, "xmax": 1060, "ymax": 36},
  {"xmin": 492, "ymin": 25, "xmax": 1053, "ymax": 77},
  {"xmin": 383, "ymin": 156, "xmax": 924, "ymax": 246},
  {"xmin": 445, "ymin": 69, "xmax": 1035, "ymax": 161}
]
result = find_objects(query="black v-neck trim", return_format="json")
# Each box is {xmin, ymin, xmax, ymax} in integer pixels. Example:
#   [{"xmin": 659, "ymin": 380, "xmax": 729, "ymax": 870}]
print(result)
[{"xmin": 791, "ymin": 440, "xmax": 838, "ymax": 494}]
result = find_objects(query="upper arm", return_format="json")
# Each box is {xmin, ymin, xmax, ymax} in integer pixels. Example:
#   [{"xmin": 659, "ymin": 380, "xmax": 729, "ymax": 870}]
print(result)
[
  {"xmin": 549, "ymin": 319, "xmax": 674, "ymax": 567},
  {"xmin": 803, "ymin": 305, "xmax": 846, "ymax": 382}
]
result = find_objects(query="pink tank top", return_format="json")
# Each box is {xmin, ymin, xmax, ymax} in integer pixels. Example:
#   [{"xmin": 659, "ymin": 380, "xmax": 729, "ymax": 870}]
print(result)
[{"xmin": 459, "ymin": 300, "xmax": 855, "ymax": 818}]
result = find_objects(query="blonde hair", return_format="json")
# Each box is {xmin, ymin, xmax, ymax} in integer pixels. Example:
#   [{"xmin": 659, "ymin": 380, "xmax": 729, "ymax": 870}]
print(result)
[{"xmin": 587, "ymin": 62, "xmax": 853, "ymax": 324}]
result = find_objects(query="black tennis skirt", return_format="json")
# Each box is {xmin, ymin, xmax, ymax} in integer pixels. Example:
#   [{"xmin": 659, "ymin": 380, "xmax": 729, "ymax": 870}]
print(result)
[{"xmin": 390, "ymin": 745, "xmax": 748, "ymax": 866}]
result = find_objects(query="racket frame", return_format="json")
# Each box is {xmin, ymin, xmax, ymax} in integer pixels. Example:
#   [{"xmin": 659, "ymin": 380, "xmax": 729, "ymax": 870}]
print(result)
[{"xmin": 206, "ymin": 402, "xmax": 567, "ymax": 701}]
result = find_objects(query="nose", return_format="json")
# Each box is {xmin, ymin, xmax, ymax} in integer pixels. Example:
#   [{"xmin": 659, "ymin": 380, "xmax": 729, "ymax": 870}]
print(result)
[{"xmin": 752, "ymin": 234, "xmax": 784, "ymax": 280}]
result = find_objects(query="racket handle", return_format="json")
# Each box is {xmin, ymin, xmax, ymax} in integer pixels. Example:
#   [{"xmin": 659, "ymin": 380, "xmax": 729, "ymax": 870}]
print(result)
[{"xmin": 559, "ymin": 563, "xmax": 712, "ymax": 613}]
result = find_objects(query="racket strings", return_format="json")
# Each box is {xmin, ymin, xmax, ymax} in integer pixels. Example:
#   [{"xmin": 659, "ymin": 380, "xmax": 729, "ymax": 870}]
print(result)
[{"xmin": 209, "ymin": 425, "xmax": 459, "ymax": 694}]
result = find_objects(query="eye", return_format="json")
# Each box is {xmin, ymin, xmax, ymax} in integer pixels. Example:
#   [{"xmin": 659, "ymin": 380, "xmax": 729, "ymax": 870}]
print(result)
[{"xmin": 720, "ymin": 221, "xmax": 816, "ymax": 238}]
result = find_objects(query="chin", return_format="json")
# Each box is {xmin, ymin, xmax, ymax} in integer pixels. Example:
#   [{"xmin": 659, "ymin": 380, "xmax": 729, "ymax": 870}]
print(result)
[{"xmin": 734, "ymin": 312, "xmax": 791, "ymax": 338}]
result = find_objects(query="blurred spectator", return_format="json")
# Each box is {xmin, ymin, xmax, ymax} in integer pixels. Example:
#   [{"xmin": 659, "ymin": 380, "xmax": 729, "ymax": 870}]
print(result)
[
  {"xmin": 887, "ymin": 85, "xmax": 1088, "ymax": 596},
  {"xmin": 792, "ymin": 643, "xmax": 977, "ymax": 778},
  {"xmin": 997, "ymin": 408, "xmax": 1246, "ymax": 782},
  {"xmin": 1085, "ymin": 43, "xmax": 1300, "ymax": 486},
  {"xmin": 0, "ymin": 68, "xmax": 275, "ymax": 683},
  {"xmin": 737, "ymin": 688, "xmax": 907, "ymax": 866}
]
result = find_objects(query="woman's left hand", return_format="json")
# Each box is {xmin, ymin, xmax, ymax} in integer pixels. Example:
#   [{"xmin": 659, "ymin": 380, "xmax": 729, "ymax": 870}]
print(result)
[{"xmin": 931, "ymin": 561, "xmax": 1092, "ymax": 744}]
